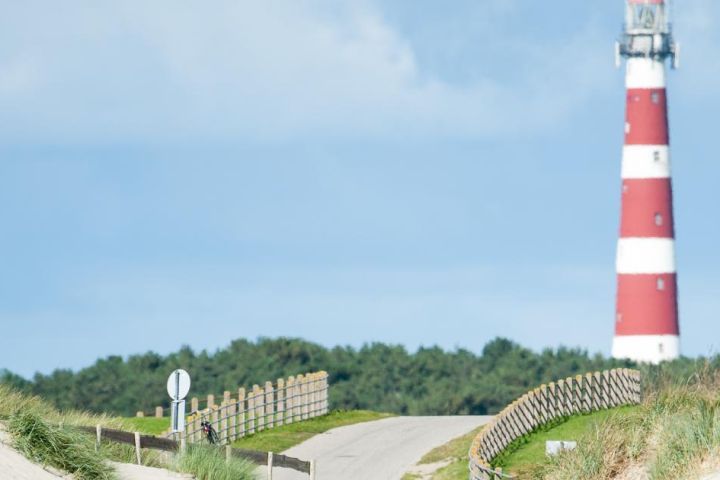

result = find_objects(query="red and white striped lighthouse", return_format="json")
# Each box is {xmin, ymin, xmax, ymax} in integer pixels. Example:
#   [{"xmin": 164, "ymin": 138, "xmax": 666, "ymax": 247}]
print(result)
[{"xmin": 612, "ymin": 0, "xmax": 680, "ymax": 363}]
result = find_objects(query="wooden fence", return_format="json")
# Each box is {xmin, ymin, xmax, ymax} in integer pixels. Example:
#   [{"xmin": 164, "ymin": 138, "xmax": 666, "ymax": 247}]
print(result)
[
  {"xmin": 468, "ymin": 368, "xmax": 642, "ymax": 480},
  {"xmin": 147, "ymin": 371, "xmax": 330, "ymax": 445},
  {"xmin": 80, "ymin": 425, "xmax": 315, "ymax": 478}
]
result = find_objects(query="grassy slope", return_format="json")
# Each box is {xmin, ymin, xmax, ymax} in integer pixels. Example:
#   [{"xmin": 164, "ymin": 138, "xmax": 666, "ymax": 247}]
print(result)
[
  {"xmin": 513, "ymin": 380, "xmax": 720, "ymax": 480},
  {"xmin": 402, "ymin": 408, "xmax": 640, "ymax": 480},
  {"xmin": 498, "ymin": 406, "xmax": 639, "ymax": 476},
  {"xmin": 429, "ymin": 426, "xmax": 486, "ymax": 480},
  {"xmin": 232, "ymin": 410, "xmax": 393, "ymax": 452},
  {"xmin": 120, "ymin": 417, "xmax": 171, "ymax": 435},
  {"xmin": 0, "ymin": 385, "xmax": 255, "ymax": 479}
]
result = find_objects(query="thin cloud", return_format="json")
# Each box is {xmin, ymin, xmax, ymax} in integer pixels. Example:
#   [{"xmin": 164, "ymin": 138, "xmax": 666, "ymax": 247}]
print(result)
[{"xmin": 0, "ymin": 1, "xmax": 613, "ymax": 145}]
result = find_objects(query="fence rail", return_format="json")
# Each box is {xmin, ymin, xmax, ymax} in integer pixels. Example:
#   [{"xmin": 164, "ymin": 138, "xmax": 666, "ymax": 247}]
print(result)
[
  {"xmin": 80, "ymin": 425, "xmax": 315, "ymax": 476},
  {"xmin": 468, "ymin": 368, "xmax": 642, "ymax": 480}
]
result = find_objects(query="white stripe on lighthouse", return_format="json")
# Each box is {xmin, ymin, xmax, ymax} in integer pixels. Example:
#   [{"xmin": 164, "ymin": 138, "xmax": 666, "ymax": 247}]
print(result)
[
  {"xmin": 616, "ymin": 238, "xmax": 676, "ymax": 274},
  {"xmin": 622, "ymin": 145, "xmax": 671, "ymax": 179},
  {"xmin": 612, "ymin": 334, "xmax": 680, "ymax": 364},
  {"xmin": 626, "ymin": 57, "xmax": 666, "ymax": 88}
]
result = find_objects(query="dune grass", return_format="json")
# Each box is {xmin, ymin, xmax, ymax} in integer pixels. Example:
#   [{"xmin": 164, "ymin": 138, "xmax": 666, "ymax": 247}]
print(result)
[
  {"xmin": 8, "ymin": 411, "xmax": 115, "ymax": 480},
  {"xmin": 496, "ymin": 406, "xmax": 639, "ymax": 476},
  {"xmin": 522, "ymin": 375, "xmax": 720, "ymax": 480},
  {"xmin": 175, "ymin": 444, "xmax": 256, "ymax": 480},
  {"xmin": 0, "ymin": 384, "xmax": 256, "ymax": 478},
  {"xmin": 232, "ymin": 409, "xmax": 393, "ymax": 452}
]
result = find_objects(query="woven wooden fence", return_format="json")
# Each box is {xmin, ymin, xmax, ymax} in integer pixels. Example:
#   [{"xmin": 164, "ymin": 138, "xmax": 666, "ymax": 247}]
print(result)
[{"xmin": 468, "ymin": 368, "xmax": 642, "ymax": 480}]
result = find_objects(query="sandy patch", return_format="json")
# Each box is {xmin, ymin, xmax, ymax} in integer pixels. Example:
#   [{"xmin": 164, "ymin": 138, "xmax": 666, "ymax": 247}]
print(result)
[
  {"xmin": 0, "ymin": 424, "xmax": 71, "ymax": 479},
  {"xmin": 403, "ymin": 459, "xmax": 453, "ymax": 479},
  {"xmin": 110, "ymin": 461, "xmax": 195, "ymax": 480}
]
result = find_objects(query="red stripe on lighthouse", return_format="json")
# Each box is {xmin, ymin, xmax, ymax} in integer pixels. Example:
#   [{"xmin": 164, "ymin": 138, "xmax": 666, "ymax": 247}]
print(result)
[
  {"xmin": 620, "ymin": 178, "xmax": 675, "ymax": 238},
  {"xmin": 625, "ymin": 89, "xmax": 669, "ymax": 145},
  {"xmin": 615, "ymin": 273, "xmax": 679, "ymax": 336}
]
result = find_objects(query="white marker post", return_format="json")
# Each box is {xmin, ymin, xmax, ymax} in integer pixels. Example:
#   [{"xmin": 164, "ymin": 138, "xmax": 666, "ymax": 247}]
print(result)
[{"xmin": 167, "ymin": 369, "xmax": 191, "ymax": 436}]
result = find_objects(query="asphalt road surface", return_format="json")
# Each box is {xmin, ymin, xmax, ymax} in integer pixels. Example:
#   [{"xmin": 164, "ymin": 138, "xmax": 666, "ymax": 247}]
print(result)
[{"xmin": 268, "ymin": 415, "xmax": 492, "ymax": 480}]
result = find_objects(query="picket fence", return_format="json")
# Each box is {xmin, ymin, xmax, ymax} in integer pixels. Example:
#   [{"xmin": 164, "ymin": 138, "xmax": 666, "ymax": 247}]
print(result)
[
  {"xmin": 139, "ymin": 371, "xmax": 330, "ymax": 445},
  {"xmin": 468, "ymin": 368, "xmax": 642, "ymax": 480}
]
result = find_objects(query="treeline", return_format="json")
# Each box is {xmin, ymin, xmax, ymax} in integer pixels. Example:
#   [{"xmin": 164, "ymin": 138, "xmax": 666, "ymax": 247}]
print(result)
[{"xmin": 2, "ymin": 337, "xmax": 710, "ymax": 417}]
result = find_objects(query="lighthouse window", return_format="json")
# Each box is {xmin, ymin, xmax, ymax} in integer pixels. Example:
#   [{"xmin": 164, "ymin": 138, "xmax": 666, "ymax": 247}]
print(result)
[
  {"xmin": 653, "ymin": 151, "xmax": 661, "ymax": 162},
  {"xmin": 655, "ymin": 213, "xmax": 663, "ymax": 226},
  {"xmin": 657, "ymin": 278, "xmax": 665, "ymax": 291},
  {"xmin": 651, "ymin": 92, "xmax": 660, "ymax": 104}
]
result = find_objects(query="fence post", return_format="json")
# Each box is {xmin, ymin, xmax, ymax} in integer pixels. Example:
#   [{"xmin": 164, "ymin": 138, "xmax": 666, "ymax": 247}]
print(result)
[
  {"xmin": 248, "ymin": 388, "xmax": 256, "ymax": 435},
  {"xmin": 207, "ymin": 394, "xmax": 215, "ymax": 409},
  {"xmin": 192, "ymin": 412, "xmax": 202, "ymax": 444},
  {"xmin": 573, "ymin": 375, "xmax": 583, "ymax": 414},
  {"xmin": 286, "ymin": 376, "xmax": 295, "ymax": 424},
  {"xmin": 191, "ymin": 397, "xmax": 199, "ymax": 413},
  {"xmin": 267, "ymin": 451, "xmax": 274, "ymax": 480},
  {"xmin": 277, "ymin": 378, "xmax": 285, "ymax": 426},
  {"xmin": 608, "ymin": 370, "xmax": 618, "ymax": 407},
  {"xmin": 599, "ymin": 371, "xmax": 609, "ymax": 409},
  {"xmin": 134, "ymin": 432, "xmax": 142, "ymax": 465},
  {"xmin": 307, "ymin": 373, "xmax": 314, "ymax": 418},
  {"xmin": 228, "ymin": 396, "xmax": 237, "ymax": 442},
  {"xmin": 265, "ymin": 381, "xmax": 275, "ymax": 429},
  {"xmin": 211, "ymin": 405, "xmax": 220, "ymax": 441},
  {"xmin": 95, "ymin": 425, "xmax": 102, "ymax": 452},
  {"xmin": 310, "ymin": 459, "xmax": 316, "ymax": 480},
  {"xmin": 136, "ymin": 411, "xmax": 144, "ymax": 418},
  {"xmin": 238, "ymin": 388, "xmax": 246, "ymax": 438},
  {"xmin": 226, "ymin": 445, "xmax": 232, "ymax": 463},
  {"xmin": 312, "ymin": 373, "xmax": 319, "ymax": 417},
  {"xmin": 220, "ymin": 401, "xmax": 229, "ymax": 444},
  {"xmin": 255, "ymin": 384, "xmax": 266, "ymax": 431},
  {"xmin": 155, "ymin": 406, "xmax": 163, "ymax": 418},
  {"xmin": 300, "ymin": 374, "xmax": 309, "ymax": 420},
  {"xmin": 322, "ymin": 372, "xmax": 329, "ymax": 414}
]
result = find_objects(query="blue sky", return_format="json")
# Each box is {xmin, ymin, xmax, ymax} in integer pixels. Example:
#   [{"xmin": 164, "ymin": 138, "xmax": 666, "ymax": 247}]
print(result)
[{"xmin": 2, "ymin": 1, "xmax": 719, "ymax": 378}]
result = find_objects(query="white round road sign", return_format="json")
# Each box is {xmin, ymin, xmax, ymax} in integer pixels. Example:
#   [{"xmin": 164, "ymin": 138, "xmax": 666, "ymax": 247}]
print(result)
[{"xmin": 167, "ymin": 369, "xmax": 191, "ymax": 400}]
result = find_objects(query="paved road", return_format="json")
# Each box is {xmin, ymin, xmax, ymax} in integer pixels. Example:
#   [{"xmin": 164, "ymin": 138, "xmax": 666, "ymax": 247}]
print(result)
[{"xmin": 268, "ymin": 415, "xmax": 492, "ymax": 480}]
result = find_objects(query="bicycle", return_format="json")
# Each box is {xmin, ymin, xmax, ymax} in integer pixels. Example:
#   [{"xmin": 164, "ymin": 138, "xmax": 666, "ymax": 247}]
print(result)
[{"xmin": 200, "ymin": 419, "xmax": 219, "ymax": 444}]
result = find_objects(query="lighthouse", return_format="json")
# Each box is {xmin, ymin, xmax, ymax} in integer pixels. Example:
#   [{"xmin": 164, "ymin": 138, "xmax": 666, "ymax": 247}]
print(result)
[{"xmin": 612, "ymin": 0, "xmax": 680, "ymax": 363}]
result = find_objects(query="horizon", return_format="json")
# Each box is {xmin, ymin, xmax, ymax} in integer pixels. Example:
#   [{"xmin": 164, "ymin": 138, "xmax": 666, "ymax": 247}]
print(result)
[
  {"xmin": 2, "ymin": 1, "xmax": 720, "ymax": 378},
  {"xmin": 6, "ymin": 334, "xmax": 617, "ymax": 380}
]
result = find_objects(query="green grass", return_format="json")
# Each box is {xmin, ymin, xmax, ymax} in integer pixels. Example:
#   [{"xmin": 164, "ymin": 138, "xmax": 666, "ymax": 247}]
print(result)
[
  {"xmin": 175, "ymin": 444, "xmax": 256, "ymax": 480},
  {"xmin": 120, "ymin": 416, "xmax": 171, "ymax": 435},
  {"xmin": 433, "ymin": 460, "xmax": 470, "ymax": 480},
  {"xmin": 232, "ymin": 410, "xmax": 393, "ymax": 452},
  {"xmin": 521, "ymin": 380, "xmax": 720, "ymax": 480},
  {"xmin": 498, "ymin": 406, "xmax": 640, "ymax": 475},
  {"xmin": 402, "ymin": 425, "xmax": 486, "ymax": 480},
  {"xmin": 419, "ymin": 425, "xmax": 485, "ymax": 465}
]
